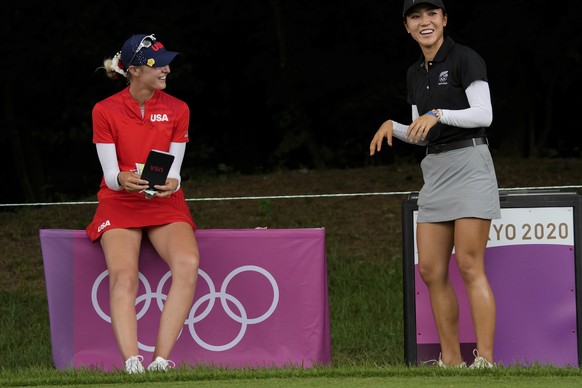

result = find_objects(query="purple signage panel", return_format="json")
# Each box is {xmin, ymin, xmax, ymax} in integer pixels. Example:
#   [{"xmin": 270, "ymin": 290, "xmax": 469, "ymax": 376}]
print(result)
[
  {"xmin": 403, "ymin": 193, "xmax": 582, "ymax": 367},
  {"xmin": 40, "ymin": 228, "xmax": 331, "ymax": 371}
]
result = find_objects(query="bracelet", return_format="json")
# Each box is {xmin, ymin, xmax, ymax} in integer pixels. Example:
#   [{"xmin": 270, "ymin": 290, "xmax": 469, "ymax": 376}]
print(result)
[{"xmin": 426, "ymin": 111, "xmax": 438, "ymax": 119}]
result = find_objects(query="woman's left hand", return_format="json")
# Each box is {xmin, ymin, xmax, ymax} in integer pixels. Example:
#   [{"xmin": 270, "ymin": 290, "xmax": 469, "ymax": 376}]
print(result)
[
  {"xmin": 153, "ymin": 178, "xmax": 179, "ymax": 198},
  {"xmin": 406, "ymin": 114, "xmax": 439, "ymax": 143}
]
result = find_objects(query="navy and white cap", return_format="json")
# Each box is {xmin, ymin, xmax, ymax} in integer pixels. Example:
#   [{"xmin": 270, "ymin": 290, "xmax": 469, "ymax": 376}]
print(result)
[
  {"xmin": 118, "ymin": 34, "xmax": 179, "ymax": 69},
  {"xmin": 402, "ymin": 0, "xmax": 446, "ymax": 17}
]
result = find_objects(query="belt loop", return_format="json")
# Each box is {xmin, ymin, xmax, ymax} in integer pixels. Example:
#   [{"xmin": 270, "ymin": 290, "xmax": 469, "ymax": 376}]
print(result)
[{"xmin": 472, "ymin": 138, "xmax": 477, "ymax": 147}]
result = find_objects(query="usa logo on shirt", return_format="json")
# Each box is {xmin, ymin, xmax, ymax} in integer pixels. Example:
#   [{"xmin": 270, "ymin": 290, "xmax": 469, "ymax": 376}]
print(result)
[{"xmin": 150, "ymin": 114, "xmax": 169, "ymax": 122}]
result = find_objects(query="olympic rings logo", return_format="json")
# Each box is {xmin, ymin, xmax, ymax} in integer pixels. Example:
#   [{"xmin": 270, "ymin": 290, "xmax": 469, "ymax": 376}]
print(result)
[{"xmin": 91, "ymin": 265, "xmax": 279, "ymax": 352}]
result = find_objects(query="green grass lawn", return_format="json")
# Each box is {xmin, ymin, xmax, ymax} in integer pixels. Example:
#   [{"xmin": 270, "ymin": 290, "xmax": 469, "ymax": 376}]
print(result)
[
  {"xmin": 1, "ymin": 159, "xmax": 582, "ymax": 386},
  {"xmin": 3, "ymin": 364, "xmax": 582, "ymax": 387}
]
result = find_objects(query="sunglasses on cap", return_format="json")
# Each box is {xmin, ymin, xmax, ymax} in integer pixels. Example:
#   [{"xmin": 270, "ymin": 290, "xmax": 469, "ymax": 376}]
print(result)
[{"xmin": 127, "ymin": 34, "xmax": 156, "ymax": 67}]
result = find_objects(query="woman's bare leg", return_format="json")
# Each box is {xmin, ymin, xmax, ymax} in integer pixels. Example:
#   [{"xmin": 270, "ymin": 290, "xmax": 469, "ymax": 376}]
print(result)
[
  {"xmin": 454, "ymin": 218, "xmax": 495, "ymax": 363},
  {"xmin": 417, "ymin": 221, "xmax": 464, "ymax": 366},
  {"xmin": 100, "ymin": 228, "xmax": 143, "ymax": 361},
  {"xmin": 147, "ymin": 222, "xmax": 200, "ymax": 361}
]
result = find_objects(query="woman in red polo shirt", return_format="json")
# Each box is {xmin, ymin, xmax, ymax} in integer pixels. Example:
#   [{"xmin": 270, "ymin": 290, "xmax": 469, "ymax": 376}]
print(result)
[{"xmin": 86, "ymin": 34, "xmax": 199, "ymax": 374}]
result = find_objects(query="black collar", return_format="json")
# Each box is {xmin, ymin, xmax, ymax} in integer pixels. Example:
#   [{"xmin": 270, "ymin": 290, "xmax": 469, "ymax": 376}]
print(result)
[{"xmin": 418, "ymin": 35, "xmax": 455, "ymax": 68}]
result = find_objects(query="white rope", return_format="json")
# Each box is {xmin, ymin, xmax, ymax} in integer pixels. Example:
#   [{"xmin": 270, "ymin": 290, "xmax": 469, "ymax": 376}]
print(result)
[
  {"xmin": 185, "ymin": 191, "xmax": 414, "ymax": 202},
  {"xmin": 1, "ymin": 185, "xmax": 580, "ymax": 208}
]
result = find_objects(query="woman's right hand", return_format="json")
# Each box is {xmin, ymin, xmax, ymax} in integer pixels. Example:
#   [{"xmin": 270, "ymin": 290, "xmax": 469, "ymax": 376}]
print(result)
[
  {"xmin": 369, "ymin": 120, "xmax": 393, "ymax": 156},
  {"xmin": 117, "ymin": 171, "xmax": 149, "ymax": 192}
]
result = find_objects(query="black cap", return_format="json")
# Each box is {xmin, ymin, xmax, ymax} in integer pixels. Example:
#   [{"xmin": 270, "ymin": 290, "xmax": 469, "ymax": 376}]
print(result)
[{"xmin": 402, "ymin": 0, "xmax": 446, "ymax": 18}]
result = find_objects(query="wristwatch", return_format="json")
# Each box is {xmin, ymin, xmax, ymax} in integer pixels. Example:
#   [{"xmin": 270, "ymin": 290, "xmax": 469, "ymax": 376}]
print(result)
[{"xmin": 431, "ymin": 109, "xmax": 443, "ymax": 121}]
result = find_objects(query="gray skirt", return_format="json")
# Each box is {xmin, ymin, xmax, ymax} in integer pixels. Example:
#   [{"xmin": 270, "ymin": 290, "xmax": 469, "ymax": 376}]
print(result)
[{"xmin": 417, "ymin": 144, "xmax": 501, "ymax": 223}]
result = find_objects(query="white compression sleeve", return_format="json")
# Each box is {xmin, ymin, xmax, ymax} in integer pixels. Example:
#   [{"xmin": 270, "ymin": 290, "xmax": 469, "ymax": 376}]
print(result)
[
  {"xmin": 391, "ymin": 105, "xmax": 428, "ymax": 146},
  {"xmin": 96, "ymin": 143, "xmax": 186, "ymax": 192},
  {"xmin": 95, "ymin": 143, "xmax": 122, "ymax": 191},
  {"xmin": 392, "ymin": 80, "xmax": 492, "ymax": 145},
  {"xmin": 439, "ymin": 80, "xmax": 493, "ymax": 128},
  {"xmin": 168, "ymin": 142, "xmax": 186, "ymax": 191}
]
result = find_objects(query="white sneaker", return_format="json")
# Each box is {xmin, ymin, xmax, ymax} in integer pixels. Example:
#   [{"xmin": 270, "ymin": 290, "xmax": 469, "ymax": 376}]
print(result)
[
  {"xmin": 147, "ymin": 356, "xmax": 175, "ymax": 372},
  {"xmin": 469, "ymin": 349, "xmax": 495, "ymax": 369},
  {"xmin": 423, "ymin": 353, "xmax": 467, "ymax": 369},
  {"xmin": 124, "ymin": 355, "xmax": 145, "ymax": 374}
]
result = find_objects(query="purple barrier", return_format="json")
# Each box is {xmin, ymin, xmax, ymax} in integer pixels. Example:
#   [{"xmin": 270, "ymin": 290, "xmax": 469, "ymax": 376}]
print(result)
[
  {"xmin": 414, "ymin": 245, "xmax": 577, "ymax": 366},
  {"xmin": 403, "ymin": 196, "xmax": 582, "ymax": 367},
  {"xmin": 39, "ymin": 228, "xmax": 331, "ymax": 371}
]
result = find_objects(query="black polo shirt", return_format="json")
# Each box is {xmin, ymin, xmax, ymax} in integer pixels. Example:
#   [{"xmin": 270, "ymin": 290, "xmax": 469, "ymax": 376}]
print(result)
[{"xmin": 406, "ymin": 36, "xmax": 488, "ymax": 145}]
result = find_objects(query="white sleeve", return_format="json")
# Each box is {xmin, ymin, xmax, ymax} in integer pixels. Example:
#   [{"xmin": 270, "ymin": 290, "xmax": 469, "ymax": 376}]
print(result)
[
  {"xmin": 95, "ymin": 143, "xmax": 122, "ymax": 191},
  {"xmin": 391, "ymin": 105, "xmax": 428, "ymax": 146},
  {"xmin": 392, "ymin": 81, "xmax": 490, "ymax": 146},
  {"xmin": 440, "ymin": 80, "xmax": 493, "ymax": 128},
  {"xmin": 412, "ymin": 105, "xmax": 420, "ymax": 121},
  {"xmin": 168, "ymin": 142, "xmax": 186, "ymax": 191}
]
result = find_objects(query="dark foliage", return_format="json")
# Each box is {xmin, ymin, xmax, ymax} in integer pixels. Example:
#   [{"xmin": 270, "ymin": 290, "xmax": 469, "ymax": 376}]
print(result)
[{"xmin": 1, "ymin": 0, "xmax": 581, "ymax": 203}]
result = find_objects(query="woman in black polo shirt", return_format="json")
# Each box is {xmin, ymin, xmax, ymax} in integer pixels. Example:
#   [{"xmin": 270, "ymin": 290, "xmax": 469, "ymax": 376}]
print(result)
[{"xmin": 369, "ymin": 0, "xmax": 500, "ymax": 369}]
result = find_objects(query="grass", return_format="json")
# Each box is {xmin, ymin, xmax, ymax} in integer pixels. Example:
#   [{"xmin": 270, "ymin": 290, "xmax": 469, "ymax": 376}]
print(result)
[
  {"xmin": 1, "ymin": 157, "xmax": 582, "ymax": 386},
  {"xmin": 3, "ymin": 364, "xmax": 582, "ymax": 387}
]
